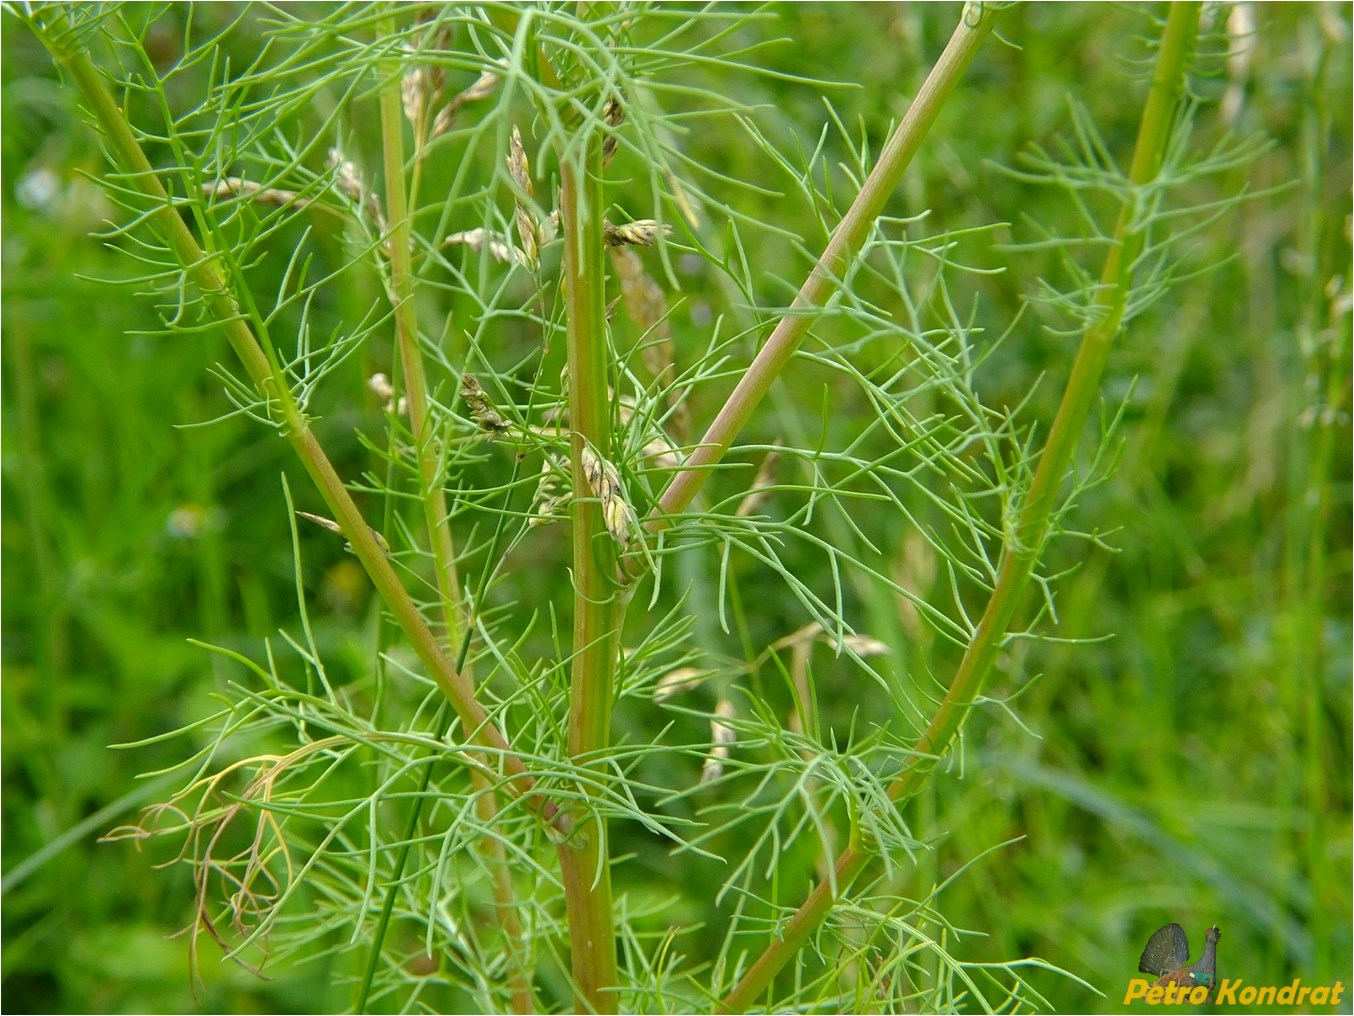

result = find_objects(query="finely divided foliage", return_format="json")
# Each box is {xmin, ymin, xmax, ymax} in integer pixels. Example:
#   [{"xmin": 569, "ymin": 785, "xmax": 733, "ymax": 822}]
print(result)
[{"xmin": 19, "ymin": 2, "xmax": 1262, "ymax": 1012}]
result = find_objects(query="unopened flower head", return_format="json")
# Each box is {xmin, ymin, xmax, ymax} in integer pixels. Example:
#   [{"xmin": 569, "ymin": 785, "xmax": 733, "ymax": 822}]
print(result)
[{"xmin": 580, "ymin": 441, "xmax": 637, "ymax": 548}]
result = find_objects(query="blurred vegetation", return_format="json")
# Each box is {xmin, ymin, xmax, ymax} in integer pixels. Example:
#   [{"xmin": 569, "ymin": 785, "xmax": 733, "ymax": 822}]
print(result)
[{"xmin": 2, "ymin": 3, "xmax": 1349, "ymax": 1013}]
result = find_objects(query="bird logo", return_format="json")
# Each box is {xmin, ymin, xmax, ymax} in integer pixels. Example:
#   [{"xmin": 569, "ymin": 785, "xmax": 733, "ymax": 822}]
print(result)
[{"xmin": 1138, "ymin": 923, "xmax": 1221, "ymax": 1002}]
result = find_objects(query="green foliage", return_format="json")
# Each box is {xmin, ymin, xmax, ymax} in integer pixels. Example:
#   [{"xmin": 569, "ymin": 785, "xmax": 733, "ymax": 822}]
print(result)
[{"xmin": 3, "ymin": 3, "xmax": 1349, "ymax": 1014}]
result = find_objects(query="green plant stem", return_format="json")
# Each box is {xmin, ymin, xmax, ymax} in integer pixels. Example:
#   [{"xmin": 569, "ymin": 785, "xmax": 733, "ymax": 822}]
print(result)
[
  {"xmin": 355, "ymin": 708, "xmax": 444, "ymax": 1014},
  {"xmin": 654, "ymin": 2, "xmax": 997, "ymax": 523},
  {"xmin": 1286, "ymin": 29, "xmax": 1343, "ymax": 974},
  {"xmin": 371, "ymin": 26, "xmax": 535, "ymax": 1013},
  {"xmin": 477, "ymin": 789, "xmax": 538, "ymax": 1015},
  {"xmin": 31, "ymin": 11, "xmax": 549, "ymax": 816},
  {"xmin": 719, "ymin": 4, "xmax": 1203, "ymax": 1010},
  {"xmin": 487, "ymin": 12, "xmax": 621, "ymax": 1002},
  {"xmin": 887, "ymin": 0, "xmax": 1202, "ymax": 812},
  {"xmin": 556, "ymin": 150, "xmax": 621, "ymax": 1012},
  {"xmin": 378, "ymin": 20, "xmax": 466, "ymax": 652}
]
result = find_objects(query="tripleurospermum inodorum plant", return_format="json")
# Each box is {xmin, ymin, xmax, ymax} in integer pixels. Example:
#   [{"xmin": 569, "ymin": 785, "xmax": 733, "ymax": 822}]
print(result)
[{"xmin": 15, "ymin": 2, "xmax": 1278, "ymax": 1012}]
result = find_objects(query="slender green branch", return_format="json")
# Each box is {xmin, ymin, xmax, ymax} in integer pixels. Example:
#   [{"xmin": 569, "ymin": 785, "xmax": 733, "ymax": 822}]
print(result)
[
  {"xmin": 890, "ymin": 1, "xmax": 1202, "ymax": 806},
  {"xmin": 476, "ymin": 788, "xmax": 538, "ymax": 1015},
  {"xmin": 654, "ymin": 2, "xmax": 998, "ymax": 523},
  {"xmin": 355, "ymin": 705, "xmax": 445, "ymax": 1015},
  {"xmin": 373, "ymin": 21, "xmax": 535, "ymax": 1013},
  {"xmin": 719, "ymin": 4, "xmax": 1203, "ymax": 1010},
  {"xmin": 377, "ymin": 17, "xmax": 467, "ymax": 674},
  {"xmin": 29, "ymin": 9, "xmax": 549, "ymax": 815},
  {"xmin": 557, "ymin": 146, "xmax": 621, "ymax": 1014},
  {"xmin": 487, "ymin": 13, "xmax": 623, "ymax": 1004}
]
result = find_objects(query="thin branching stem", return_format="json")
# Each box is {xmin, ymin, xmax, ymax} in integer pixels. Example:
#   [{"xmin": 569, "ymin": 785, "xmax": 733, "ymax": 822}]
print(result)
[
  {"xmin": 378, "ymin": 15, "xmax": 466, "ymax": 648},
  {"xmin": 557, "ymin": 142, "xmax": 622, "ymax": 1014},
  {"xmin": 718, "ymin": 5, "xmax": 1203, "ymax": 1009},
  {"xmin": 375, "ymin": 18, "xmax": 535, "ymax": 1014},
  {"xmin": 28, "ymin": 8, "xmax": 552, "ymax": 817},
  {"xmin": 653, "ymin": 2, "xmax": 998, "ymax": 523},
  {"xmin": 22, "ymin": 5, "xmax": 1264, "ymax": 1012}
]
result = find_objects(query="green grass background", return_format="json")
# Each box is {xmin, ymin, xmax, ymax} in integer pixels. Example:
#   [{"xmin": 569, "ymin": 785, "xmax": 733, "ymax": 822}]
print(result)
[{"xmin": 2, "ymin": 3, "xmax": 1350, "ymax": 1013}]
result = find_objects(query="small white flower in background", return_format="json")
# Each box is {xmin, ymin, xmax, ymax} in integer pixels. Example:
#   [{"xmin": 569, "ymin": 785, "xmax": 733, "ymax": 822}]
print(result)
[
  {"xmin": 328, "ymin": 148, "xmax": 364, "ymax": 203},
  {"xmin": 16, "ymin": 167, "xmax": 60, "ymax": 210},
  {"xmin": 400, "ymin": 27, "xmax": 449, "ymax": 132},
  {"xmin": 202, "ymin": 177, "xmax": 304, "ymax": 208},
  {"xmin": 368, "ymin": 372, "xmax": 393, "ymax": 401},
  {"xmin": 166, "ymin": 504, "xmax": 224, "ymax": 539},
  {"xmin": 701, "ymin": 699, "xmax": 737, "ymax": 784},
  {"xmin": 431, "ymin": 63, "xmax": 504, "ymax": 140},
  {"xmin": 166, "ymin": 504, "xmax": 205, "ymax": 539},
  {"xmin": 327, "ymin": 148, "xmax": 385, "ymax": 230},
  {"xmin": 735, "ymin": 441, "xmax": 782, "ymax": 518},
  {"xmin": 640, "ymin": 435, "xmax": 681, "ymax": 471},
  {"xmin": 443, "ymin": 228, "xmax": 524, "ymax": 266},
  {"xmin": 841, "ymin": 633, "xmax": 891, "ymax": 657},
  {"xmin": 296, "ymin": 511, "xmax": 391, "ymax": 558},
  {"xmin": 653, "ymin": 666, "xmax": 713, "ymax": 703},
  {"xmin": 367, "ymin": 373, "xmax": 407, "ymax": 415}
]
